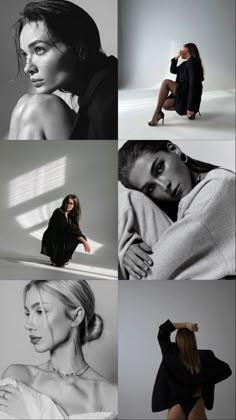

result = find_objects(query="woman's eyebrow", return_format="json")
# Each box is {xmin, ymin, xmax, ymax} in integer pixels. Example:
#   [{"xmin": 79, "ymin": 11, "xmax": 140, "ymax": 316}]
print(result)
[
  {"xmin": 24, "ymin": 302, "xmax": 49, "ymax": 310},
  {"xmin": 20, "ymin": 39, "xmax": 52, "ymax": 52}
]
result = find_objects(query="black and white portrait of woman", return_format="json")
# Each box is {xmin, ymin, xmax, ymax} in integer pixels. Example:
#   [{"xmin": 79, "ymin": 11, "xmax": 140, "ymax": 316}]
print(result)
[
  {"xmin": 118, "ymin": 140, "xmax": 235, "ymax": 280},
  {"xmin": 1, "ymin": 0, "xmax": 118, "ymax": 140},
  {"xmin": 0, "ymin": 280, "xmax": 118, "ymax": 419}
]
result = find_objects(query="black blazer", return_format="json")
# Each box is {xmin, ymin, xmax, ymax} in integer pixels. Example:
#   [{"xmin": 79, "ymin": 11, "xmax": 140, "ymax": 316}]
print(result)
[
  {"xmin": 70, "ymin": 55, "xmax": 118, "ymax": 140},
  {"xmin": 170, "ymin": 57, "xmax": 203, "ymax": 115},
  {"xmin": 152, "ymin": 320, "xmax": 232, "ymax": 412},
  {"xmin": 41, "ymin": 208, "xmax": 86, "ymax": 260}
]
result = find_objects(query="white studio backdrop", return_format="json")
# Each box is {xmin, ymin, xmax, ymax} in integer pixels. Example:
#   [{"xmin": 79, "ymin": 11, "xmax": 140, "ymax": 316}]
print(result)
[{"xmin": 119, "ymin": 0, "xmax": 235, "ymax": 91}]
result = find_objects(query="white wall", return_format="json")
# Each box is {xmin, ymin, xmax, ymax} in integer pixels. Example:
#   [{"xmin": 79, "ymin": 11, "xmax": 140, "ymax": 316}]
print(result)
[
  {"xmin": 119, "ymin": 0, "xmax": 236, "ymax": 90},
  {"xmin": 118, "ymin": 281, "xmax": 235, "ymax": 419}
]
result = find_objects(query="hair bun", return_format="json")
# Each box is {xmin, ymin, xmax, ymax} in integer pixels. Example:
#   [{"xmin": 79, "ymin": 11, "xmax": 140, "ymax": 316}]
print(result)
[{"xmin": 87, "ymin": 313, "xmax": 103, "ymax": 343}]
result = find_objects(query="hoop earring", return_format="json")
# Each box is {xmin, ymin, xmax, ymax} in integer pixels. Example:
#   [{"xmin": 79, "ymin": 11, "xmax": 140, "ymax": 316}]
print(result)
[{"xmin": 180, "ymin": 152, "xmax": 188, "ymax": 163}]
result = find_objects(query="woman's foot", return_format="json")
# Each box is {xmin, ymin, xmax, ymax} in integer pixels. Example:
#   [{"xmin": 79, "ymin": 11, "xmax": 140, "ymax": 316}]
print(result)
[{"xmin": 148, "ymin": 111, "xmax": 165, "ymax": 126}]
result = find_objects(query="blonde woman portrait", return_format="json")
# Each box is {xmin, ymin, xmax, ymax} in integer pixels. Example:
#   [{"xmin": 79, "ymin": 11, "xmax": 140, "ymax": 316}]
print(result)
[{"xmin": 0, "ymin": 280, "xmax": 117, "ymax": 419}]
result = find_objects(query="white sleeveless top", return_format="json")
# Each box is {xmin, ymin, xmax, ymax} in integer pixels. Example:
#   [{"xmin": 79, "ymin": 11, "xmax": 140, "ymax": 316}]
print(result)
[{"xmin": 0, "ymin": 378, "xmax": 117, "ymax": 419}]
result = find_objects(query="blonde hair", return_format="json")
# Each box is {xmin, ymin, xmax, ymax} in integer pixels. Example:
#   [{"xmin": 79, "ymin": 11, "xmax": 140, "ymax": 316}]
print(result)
[
  {"xmin": 23, "ymin": 280, "xmax": 103, "ymax": 346},
  {"xmin": 175, "ymin": 329, "xmax": 201, "ymax": 374}
]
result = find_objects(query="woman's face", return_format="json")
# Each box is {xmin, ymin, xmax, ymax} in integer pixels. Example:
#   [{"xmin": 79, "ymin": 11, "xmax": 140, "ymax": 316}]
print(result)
[
  {"xmin": 24, "ymin": 286, "xmax": 73, "ymax": 353},
  {"xmin": 180, "ymin": 46, "xmax": 189, "ymax": 59},
  {"xmin": 65, "ymin": 198, "xmax": 74, "ymax": 213},
  {"xmin": 128, "ymin": 149, "xmax": 193, "ymax": 203},
  {"xmin": 20, "ymin": 21, "xmax": 77, "ymax": 94}
]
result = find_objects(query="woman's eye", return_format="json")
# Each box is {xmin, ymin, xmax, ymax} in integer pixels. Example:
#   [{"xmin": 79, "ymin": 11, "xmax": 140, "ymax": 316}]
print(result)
[
  {"xmin": 154, "ymin": 161, "xmax": 164, "ymax": 175},
  {"xmin": 146, "ymin": 184, "xmax": 155, "ymax": 194},
  {"xmin": 35, "ymin": 47, "xmax": 45, "ymax": 55},
  {"xmin": 25, "ymin": 312, "xmax": 29, "ymax": 317}
]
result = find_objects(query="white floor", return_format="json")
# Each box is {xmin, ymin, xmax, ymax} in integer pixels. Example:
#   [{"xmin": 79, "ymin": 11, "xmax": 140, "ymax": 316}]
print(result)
[
  {"xmin": 119, "ymin": 88, "xmax": 235, "ymax": 140},
  {"xmin": 0, "ymin": 252, "xmax": 117, "ymax": 280}
]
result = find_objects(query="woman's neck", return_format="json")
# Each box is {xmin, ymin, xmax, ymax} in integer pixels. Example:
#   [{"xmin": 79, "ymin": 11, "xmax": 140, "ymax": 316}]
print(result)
[{"xmin": 49, "ymin": 339, "xmax": 85, "ymax": 375}]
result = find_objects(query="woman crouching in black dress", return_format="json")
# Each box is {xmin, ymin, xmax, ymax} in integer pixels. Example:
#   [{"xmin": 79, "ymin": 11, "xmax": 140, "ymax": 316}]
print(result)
[{"xmin": 41, "ymin": 194, "xmax": 90, "ymax": 267}]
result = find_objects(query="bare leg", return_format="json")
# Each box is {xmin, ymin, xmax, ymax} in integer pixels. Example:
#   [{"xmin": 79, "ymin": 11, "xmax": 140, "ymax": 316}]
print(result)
[
  {"xmin": 148, "ymin": 79, "xmax": 176, "ymax": 125},
  {"xmin": 187, "ymin": 398, "xmax": 207, "ymax": 420},
  {"xmin": 167, "ymin": 404, "xmax": 186, "ymax": 420}
]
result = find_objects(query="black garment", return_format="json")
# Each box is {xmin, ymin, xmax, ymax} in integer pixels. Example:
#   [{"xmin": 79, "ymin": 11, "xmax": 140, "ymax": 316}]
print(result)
[
  {"xmin": 70, "ymin": 55, "xmax": 118, "ymax": 140},
  {"xmin": 175, "ymin": 396, "xmax": 200, "ymax": 417},
  {"xmin": 152, "ymin": 320, "xmax": 232, "ymax": 413},
  {"xmin": 170, "ymin": 57, "xmax": 203, "ymax": 115},
  {"xmin": 41, "ymin": 208, "xmax": 86, "ymax": 266}
]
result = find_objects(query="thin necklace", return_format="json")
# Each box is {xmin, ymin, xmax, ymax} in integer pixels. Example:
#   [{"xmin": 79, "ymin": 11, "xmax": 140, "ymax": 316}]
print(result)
[{"xmin": 48, "ymin": 360, "xmax": 89, "ymax": 377}]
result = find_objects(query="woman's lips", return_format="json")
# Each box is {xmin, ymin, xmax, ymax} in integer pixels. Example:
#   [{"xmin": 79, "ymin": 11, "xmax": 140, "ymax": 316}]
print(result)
[
  {"xmin": 30, "ymin": 336, "xmax": 42, "ymax": 344},
  {"xmin": 31, "ymin": 79, "xmax": 44, "ymax": 87}
]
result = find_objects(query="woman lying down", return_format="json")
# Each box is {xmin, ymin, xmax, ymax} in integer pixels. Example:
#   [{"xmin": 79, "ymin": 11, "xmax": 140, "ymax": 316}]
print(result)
[{"xmin": 118, "ymin": 140, "xmax": 235, "ymax": 280}]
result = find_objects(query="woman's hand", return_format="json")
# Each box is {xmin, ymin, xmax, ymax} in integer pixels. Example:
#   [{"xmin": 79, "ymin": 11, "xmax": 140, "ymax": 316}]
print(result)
[
  {"xmin": 175, "ymin": 49, "xmax": 182, "ymax": 59},
  {"xmin": 0, "ymin": 385, "xmax": 30, "ymax": 419},
  {"xmin": 83, "ymin": 240, "xmax": 91, "ymax": 253},
  {"xmin": 186, "ymin": 322, "xmax": 199, "ymax": 332},
  {"xmin": 123, "ymin": 241, "xmax": 153, "ymax": 279}
]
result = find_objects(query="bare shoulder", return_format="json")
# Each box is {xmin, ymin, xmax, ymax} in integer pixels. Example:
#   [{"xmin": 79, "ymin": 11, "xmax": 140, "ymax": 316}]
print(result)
[
  {"xmin": 1, "ymin": 364, "xmax": 33, "ymax": 384},
  {"xmin": 84, "ymin": 367, "xmax": 117, "ymax": 410}
]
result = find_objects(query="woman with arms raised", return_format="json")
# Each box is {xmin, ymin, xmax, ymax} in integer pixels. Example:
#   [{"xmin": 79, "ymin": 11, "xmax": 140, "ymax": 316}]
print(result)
[{"xmin": 152, "ymin": 320, "xmax": 232, "ymax": 419}]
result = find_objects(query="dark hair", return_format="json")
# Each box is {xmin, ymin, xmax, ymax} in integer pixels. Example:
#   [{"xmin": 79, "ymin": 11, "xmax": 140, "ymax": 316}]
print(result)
[
  {"xmin": 61, "ymin": 194, "xmax": 81, "ymax": 225},
  {"xmin": 13, "ymin": 0, "xmax": 103, "ymax": 77},
  {"xmin": 118, "ymin": 140, "xmax": 219, "ymax": 220},
  {"xmin": 184, "ymin": 43, "xmax": 204, "ymax": 81}
]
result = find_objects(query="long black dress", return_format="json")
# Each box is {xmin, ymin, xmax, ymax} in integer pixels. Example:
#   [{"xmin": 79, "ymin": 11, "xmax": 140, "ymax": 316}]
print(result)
[
  {"xmin": 170, "ymin": 57, "xmax": 204, "ymax": 115},
  {"xmin": 70, "ymin": 55, "xmax": 118, "ymax": 140},
  {"xmin": 152, "ymin": 320, "xmax": 232, "ymax": 414},
  {"xmin": 41, "ymin": 208, "xmax": 86, "ymax": 266}
]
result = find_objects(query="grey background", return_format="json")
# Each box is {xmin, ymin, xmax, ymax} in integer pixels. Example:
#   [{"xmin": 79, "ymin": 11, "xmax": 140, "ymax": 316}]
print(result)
[
  {"xmin": 119, "ymin": 281, "xmax": 235, "ymax": 419},
  {"xmin": 0, "ymin": 0, "xmax": 118, "ymax": 138},
  {"xmin": 119, "ymin": 0, "xmax": 235, "ymax": 90},
  {"xmin": 0, "ymin": 280, "xmax": 118, "ymax": 384},
  {"xmin": 0, "ymin": 140, "xmax": 118, "ymax": 279}
]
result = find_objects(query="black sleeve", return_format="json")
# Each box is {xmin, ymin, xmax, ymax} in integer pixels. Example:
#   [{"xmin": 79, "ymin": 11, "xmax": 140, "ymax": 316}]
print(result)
[
  {"xmin": 170, "ymin": 58, "xmax": 179, "ymax": 74},
  {"xmin": 88, "ymin": 90, "xmax": 118, "ymax": 140},
  {"xmin": 157, "ymin": 319, "xmax": 176, "ymax": 355},
  {"xmin": 49, "ymin": 209, "xmax": 86, "ymax": 239},
  {"xmin": 186, "ymin": 61, "xmax": 197, "ymax": 111},
  {"xmin": 204, "ymin": 350, "xmax": 232, "ymax": 384}
]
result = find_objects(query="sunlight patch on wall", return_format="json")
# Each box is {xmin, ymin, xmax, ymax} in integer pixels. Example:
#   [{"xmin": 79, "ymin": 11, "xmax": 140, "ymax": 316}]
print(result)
[
  {"xmin": 16, "ymin": 198, "xmax": 63, "ymax": 229},
  {"xmin": 9, "ymin": 157, "xmax": 66, "ymax": 207}
]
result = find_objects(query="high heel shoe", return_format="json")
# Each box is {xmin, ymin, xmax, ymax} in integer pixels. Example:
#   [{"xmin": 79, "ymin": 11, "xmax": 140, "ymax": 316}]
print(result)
[{"xmin": 148, "ymin": 111, "xmax": 165, "ymax": 126}]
